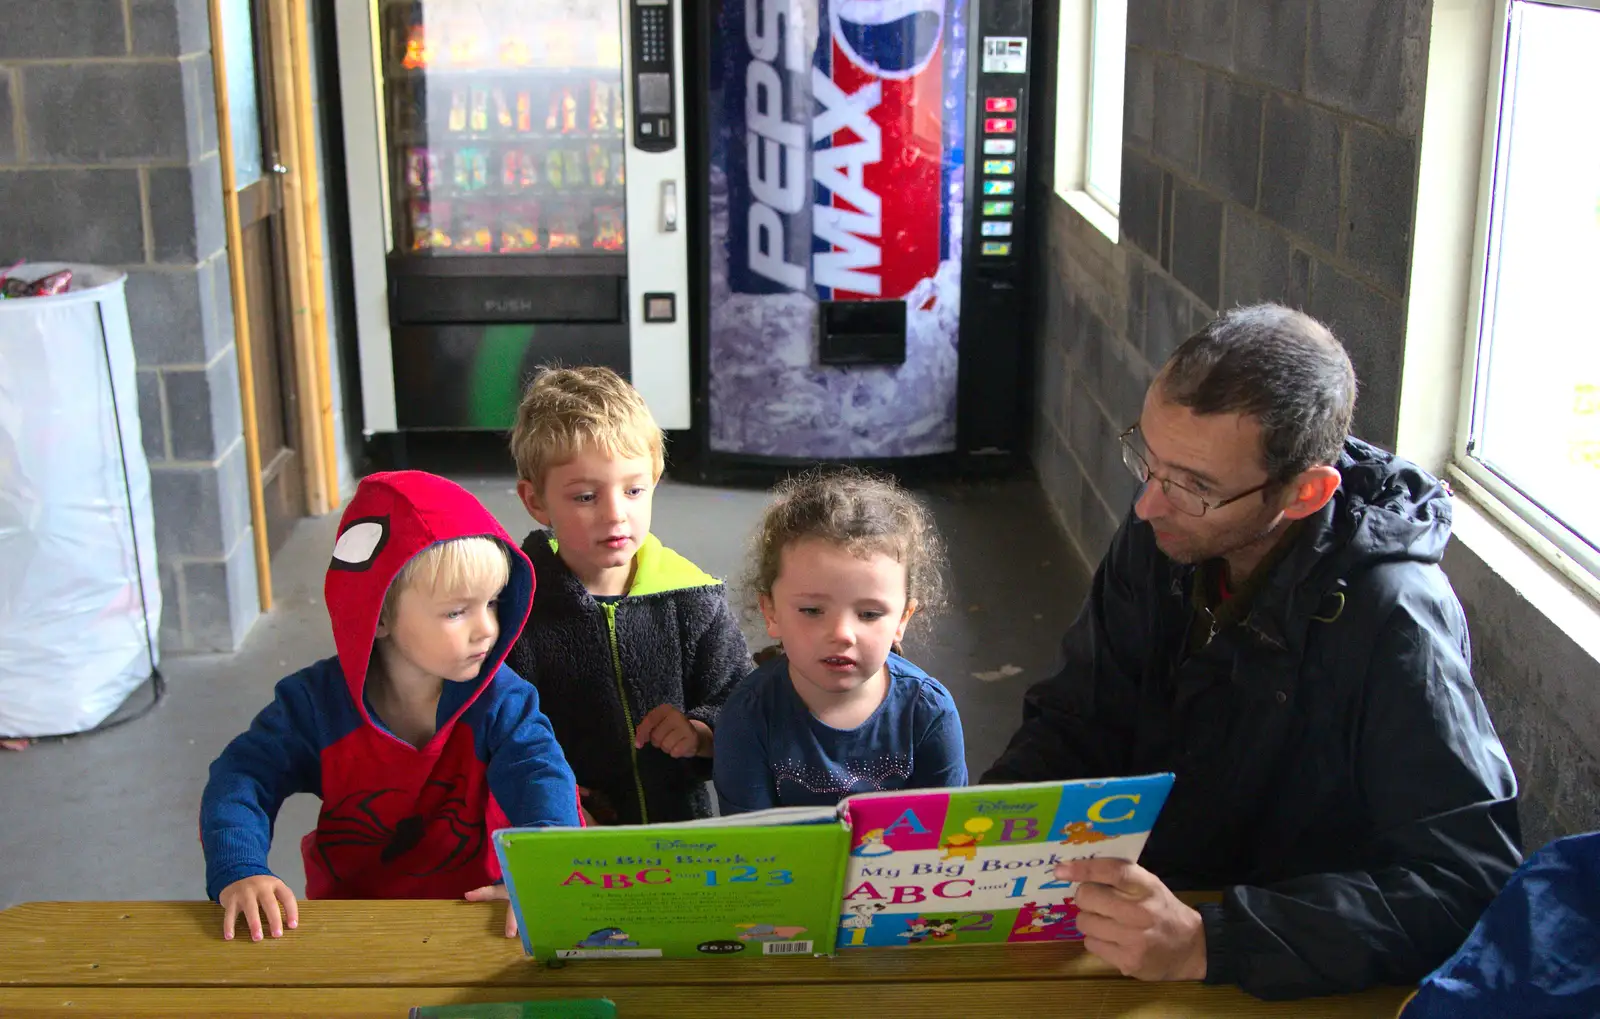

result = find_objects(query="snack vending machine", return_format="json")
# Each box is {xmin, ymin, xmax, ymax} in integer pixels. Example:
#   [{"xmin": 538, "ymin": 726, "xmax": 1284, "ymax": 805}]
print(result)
[
  {"xmin": 335, "ymin": 0, "xmax": 689, "ymax": 438},
  {"xmin": 697, "ymin": 0, "xmax": 1037, "ymax": 467}
]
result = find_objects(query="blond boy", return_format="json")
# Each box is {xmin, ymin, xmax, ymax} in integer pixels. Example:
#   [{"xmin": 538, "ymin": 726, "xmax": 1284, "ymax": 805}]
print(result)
[
  {"xmin": 506, "ymin": 367, "xmax": 751, "ymax": 824},
  {"xmin": 201, "ymin": 471, "xmax": 578, "ymax": 941}
]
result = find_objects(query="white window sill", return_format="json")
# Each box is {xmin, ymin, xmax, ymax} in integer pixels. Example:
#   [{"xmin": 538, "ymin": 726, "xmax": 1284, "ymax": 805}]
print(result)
[
  {"xmin": 1446, "ymin": 478, "xmax": 1600, "ymax": 668},
  {"xmin": 1058, "ymin": 188, "xmax": 1120, "ymax": 244}
]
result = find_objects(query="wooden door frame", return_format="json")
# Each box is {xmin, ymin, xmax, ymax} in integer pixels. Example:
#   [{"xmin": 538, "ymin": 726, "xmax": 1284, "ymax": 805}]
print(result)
[
  {"xmin": 263, "ymin": 0, "xmax": 332, "ymax": 516},
  {"xmin": 208, "ymin": 0, "xmax": 343, "ymax": 611},
  {"xmin": 238, "ymin": 7, "xmax": 304, "ymax": 543}
]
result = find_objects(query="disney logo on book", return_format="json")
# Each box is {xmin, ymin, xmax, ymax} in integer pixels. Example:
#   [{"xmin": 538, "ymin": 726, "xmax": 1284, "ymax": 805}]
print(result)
[
  {"xmin": 972, "ymin": 799, "xmax": 1038, "ymax": 814},
  {"xmin": 651, "ymin": 839, "xmax": 717, "ymax": 852}
]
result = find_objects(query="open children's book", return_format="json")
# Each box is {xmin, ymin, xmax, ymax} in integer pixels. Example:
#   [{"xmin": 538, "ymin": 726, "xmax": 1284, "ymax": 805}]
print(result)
[{"xmin": 495, "ymin": 773, "xmax": 1174, "ymax": 961}]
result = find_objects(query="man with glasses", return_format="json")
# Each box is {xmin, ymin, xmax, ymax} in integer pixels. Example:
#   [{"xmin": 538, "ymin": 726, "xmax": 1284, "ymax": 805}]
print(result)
[{"xmin": 985, "ymin": 304, "xmax": 1521, "ymax": 1000}]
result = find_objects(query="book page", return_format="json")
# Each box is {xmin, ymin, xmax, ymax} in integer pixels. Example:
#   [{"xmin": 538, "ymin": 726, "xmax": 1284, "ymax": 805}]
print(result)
[{"xmin": 834, "ymin": 775, "xmax": 1174, "ymax": 949}]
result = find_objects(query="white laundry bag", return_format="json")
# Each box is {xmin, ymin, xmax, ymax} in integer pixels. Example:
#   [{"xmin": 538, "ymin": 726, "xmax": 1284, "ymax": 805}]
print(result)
[{"xmin": 0, "ymin": 264, "xmax": 161, "ymax": 737}]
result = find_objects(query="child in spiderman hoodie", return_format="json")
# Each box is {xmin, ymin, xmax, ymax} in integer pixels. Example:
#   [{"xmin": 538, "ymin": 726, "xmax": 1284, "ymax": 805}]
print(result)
[{"xmin": 200, "ymin": 471, "xmax": 581, "ymax": 943}]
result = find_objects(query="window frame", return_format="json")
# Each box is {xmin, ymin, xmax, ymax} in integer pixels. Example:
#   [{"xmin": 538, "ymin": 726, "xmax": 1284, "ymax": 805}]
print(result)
[
  {"xmin": 1082, "ymin": 0, "xmax": 1127, "ymax": 213},
  {"xmin": 1452, "ymin": 0, "xmax": 1600, "ymax": 599},
  {"xmin": 1052, "ymin": 0, "xmax": 1126, "ymax": 241}
]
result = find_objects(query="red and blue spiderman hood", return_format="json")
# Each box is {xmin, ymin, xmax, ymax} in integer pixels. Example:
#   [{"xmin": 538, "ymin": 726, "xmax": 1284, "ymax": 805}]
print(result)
[{"xmin": 325, "ymin": 470, "xmax": 533, "ymax": 736}]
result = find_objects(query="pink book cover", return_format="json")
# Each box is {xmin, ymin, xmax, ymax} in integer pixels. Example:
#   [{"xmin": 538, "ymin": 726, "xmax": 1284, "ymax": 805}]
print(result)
[{"xmin": 833, "ymin": 774, "xmax": 1174, "ymax": 949}]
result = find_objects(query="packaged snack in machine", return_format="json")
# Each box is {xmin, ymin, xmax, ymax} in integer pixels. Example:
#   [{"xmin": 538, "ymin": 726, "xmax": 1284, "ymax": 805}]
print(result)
[
  {"xmin": 447, "ymin": 87, "xmax": 468, "ymax": 132},
  {"xmin": 561, "ymin": 149, "xmax": 583, "ymax": 188},
  {"xmin": 516, "ymin": 89, "xmax": 533, "ymax": 133},
  {"xmin": 592, "ymin": 205, "xmax": 625, "ymax": 251},
  {"xmin": 547, "ymin": 211, "xmax": 581, "ymax": 250},
  {"xmin": 589, "ymin": 80, "xmax": 610, "ymax": 132},
  {"xmin": 498, "ymin": 201, "xmax": 543, "ymax": 253},
  {"xmin": 405, "ymin": 146, "xmax": 439, "ymax": 192},
  {"xmin": 470, "ymin": 87, "xmax": 489, "ymax": 132},
  {"xmin": 409, "ymin": 199, "xmax": 452, "ymax": 252},
  {"xmin": 452, "ymin": 202, "xmax": 494, "ymax": 253},
  {"xmin": 587, "ymin": 143, "xmax": 609, "ymax": 189}
]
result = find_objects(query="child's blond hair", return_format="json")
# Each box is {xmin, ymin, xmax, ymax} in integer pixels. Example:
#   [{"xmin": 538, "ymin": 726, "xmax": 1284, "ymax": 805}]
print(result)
[
  {"xmin": 380, "ymin": 536, "xmax": 510, "ymax": 627},
  {"xmin": 510, "ymin": 366, "xmax": 665, "ymax": 491}
]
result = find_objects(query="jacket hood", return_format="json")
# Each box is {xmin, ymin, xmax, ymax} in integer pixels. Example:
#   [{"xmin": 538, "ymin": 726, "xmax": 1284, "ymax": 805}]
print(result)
[
  {"xmin": 1313, "ymin": 437, "xmax": 1454, "ymax": 572},
  {"xmin": 1237, "ymin": 438, "xmax": 1453, "ymax": 648},
  {"xmin": 325, "ymin": 471, "xmax": 534, "ymax": 733}
]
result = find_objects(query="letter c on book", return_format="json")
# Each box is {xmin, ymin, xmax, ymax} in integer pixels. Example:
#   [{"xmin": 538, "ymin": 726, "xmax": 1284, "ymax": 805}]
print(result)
[{"xmin": 1086, "ymin": 794, "xmax": 1139, "ymax": 825}]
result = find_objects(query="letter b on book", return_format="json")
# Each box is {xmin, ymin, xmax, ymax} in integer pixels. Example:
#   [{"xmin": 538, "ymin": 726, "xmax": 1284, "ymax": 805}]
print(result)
[{"xmin": 998, "ymin": 817, "xmax": 1038, "ymax": 842}]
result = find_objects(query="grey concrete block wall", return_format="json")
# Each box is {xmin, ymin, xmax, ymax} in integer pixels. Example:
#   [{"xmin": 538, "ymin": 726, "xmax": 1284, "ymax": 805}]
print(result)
[
  {"xmin": 1233, "ymin": 0, "xmax": 1308, "ymax": 90},
  {"xmin": 1258, "ymin": 95, "xmax": 1342, "ymax": 252},
  {"xmin": 1032, "ymin": 0, "xmax": 1600, "ymax": 845},
  {"xmin": 1446, "ymin": 540, "xmax": 1600, "ymax": 849},
  {"xmin": 0, "ymin": 0, "xmax": 260, "ymax": 652},
  {"xmin": 1036, "ymin": 0, "xmax": 1428, "ymax": 555}
]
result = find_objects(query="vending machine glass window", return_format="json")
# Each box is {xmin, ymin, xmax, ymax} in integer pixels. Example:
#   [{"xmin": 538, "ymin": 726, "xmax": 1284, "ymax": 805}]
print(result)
[
  {"xmin": 342, "ymin": 0, "xmax": 692, "ymax": 438},
  {"xmin": 383, "ymin": 0, "xmax": 630, "ymax": 258}
]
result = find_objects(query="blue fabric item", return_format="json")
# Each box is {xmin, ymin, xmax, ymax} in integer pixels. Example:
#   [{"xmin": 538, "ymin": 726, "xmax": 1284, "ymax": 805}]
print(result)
[
  {"xmin": 1402, "ymin": 830, "xmax": 1600, "ymax": 1019},
  {"xmin": 201, "ymin": 659, "xmax": 577, "ymax": 900},
  {"xmin": 713, "ymin": 652, "xmax": 967, "ymax": 813},
  {"xmin": 201, "ymin": 472, "xmax": 580, "ymax": 902}
]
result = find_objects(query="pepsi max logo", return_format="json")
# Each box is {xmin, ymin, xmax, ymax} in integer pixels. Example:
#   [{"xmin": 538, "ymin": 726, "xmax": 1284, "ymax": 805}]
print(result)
[{"xmin": 832, "ymin": 0, "xmax": 944, "ymax": 80}]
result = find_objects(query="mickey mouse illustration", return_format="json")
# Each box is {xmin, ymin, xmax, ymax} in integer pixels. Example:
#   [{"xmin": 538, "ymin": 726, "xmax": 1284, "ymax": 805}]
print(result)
[
  {"xmin": 898, "ymin": 917, "xmax": 934, "ymax": 943},
  {"xmin": 898, "ymin": 916, "xmax": 958, "ymax": 945}
]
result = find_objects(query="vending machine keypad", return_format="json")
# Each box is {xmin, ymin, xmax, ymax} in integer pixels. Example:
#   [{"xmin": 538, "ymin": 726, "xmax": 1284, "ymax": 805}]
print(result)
[{"xmin": 631, "ymin": 0, "xmax": 675, "ymax": 152}]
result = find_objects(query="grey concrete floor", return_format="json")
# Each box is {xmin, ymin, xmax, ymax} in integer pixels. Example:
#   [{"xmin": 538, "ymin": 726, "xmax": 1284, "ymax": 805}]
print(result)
[{"xmin": 0, "ymin": 472, "xmax": 1087, "ymax": 908}]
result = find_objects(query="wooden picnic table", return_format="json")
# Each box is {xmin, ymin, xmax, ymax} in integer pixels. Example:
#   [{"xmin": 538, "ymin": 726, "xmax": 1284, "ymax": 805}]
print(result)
[{"xmin": 0, "ymin": 899, "xmax": 1413, "ymax": 1017}]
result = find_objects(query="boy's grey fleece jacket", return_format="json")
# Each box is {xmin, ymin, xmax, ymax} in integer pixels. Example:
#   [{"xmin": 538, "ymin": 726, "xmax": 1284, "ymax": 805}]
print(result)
[{"xmin": 506, "ymin": 532, "xmax": 753, "ymax": 826}]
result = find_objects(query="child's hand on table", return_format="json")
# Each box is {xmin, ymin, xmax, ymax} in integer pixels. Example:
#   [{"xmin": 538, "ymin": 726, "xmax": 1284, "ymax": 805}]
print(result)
[
  {"xmin": 465, "ymin": 883, "xmax": 518, "ymax": 938},
  {"xmin": 634, "ymin": 704, "xmax": 712, "ymax": 758},
  {"xmin": 218, "ymin": 875, "xmax": 298, "ymax": 941}
]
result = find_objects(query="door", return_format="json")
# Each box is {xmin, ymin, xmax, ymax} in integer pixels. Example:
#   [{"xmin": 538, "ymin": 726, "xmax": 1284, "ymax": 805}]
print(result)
[{"xmin": 220, "ymin": 0, "xmax": 305, "ymax": 556}]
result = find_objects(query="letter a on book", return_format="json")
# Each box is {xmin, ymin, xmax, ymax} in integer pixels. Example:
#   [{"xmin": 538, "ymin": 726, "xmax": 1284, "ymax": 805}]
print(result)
[{"xmin": 882, "ymin": 809, "xmax": 930, "ymax": 838}]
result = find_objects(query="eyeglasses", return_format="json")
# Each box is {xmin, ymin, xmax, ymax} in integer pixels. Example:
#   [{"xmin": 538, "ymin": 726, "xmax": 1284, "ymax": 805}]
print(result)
[{"xmin": 1118, "ymin": 426, "xmax": 1273, "ymax": 518}]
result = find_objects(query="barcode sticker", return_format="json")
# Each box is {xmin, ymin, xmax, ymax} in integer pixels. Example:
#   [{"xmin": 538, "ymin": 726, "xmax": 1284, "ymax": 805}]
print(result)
[
  {"xmin": 762, "ymin": 940, "xmax": 814, "ymax": 955},
  {"xmin": 982, "ymin": 37, "xmax": 1028, "ymax": 74}
]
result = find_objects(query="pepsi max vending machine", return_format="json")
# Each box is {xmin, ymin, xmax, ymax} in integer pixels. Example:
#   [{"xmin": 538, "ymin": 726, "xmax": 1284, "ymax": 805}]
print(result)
[{"xmin": 696, "ymin": 0, "xmax": 1036, "ymax": 468}]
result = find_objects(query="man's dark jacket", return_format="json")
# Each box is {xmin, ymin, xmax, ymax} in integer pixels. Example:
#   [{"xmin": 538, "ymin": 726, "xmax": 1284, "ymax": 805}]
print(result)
[{"xmin": 984, "ymin": 438, "xmax": 1522, "ymax": 1000}]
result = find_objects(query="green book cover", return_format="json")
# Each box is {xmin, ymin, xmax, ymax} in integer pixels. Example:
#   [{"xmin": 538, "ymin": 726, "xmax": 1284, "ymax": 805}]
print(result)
[
  {"xmin": 496, "ymin": 807, "xmax": 850, "ymax": 961},
  {"xmin": 407, "ymin": 1000, "xmax": 615, "ymax": 1018}
]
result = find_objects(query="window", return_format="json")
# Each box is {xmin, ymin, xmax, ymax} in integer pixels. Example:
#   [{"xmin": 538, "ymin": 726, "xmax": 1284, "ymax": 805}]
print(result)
[
  {"xmin": 1053, "ymin": 0, "xmax": 1127, "ymax": 240},
  {"xmin": 1084, "ymin": 0, "xmax": 1127, "ymax": 211},
  {"xmin": 1457, "ymin": 0, "xmax": 1600, "ymax": 584}
]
